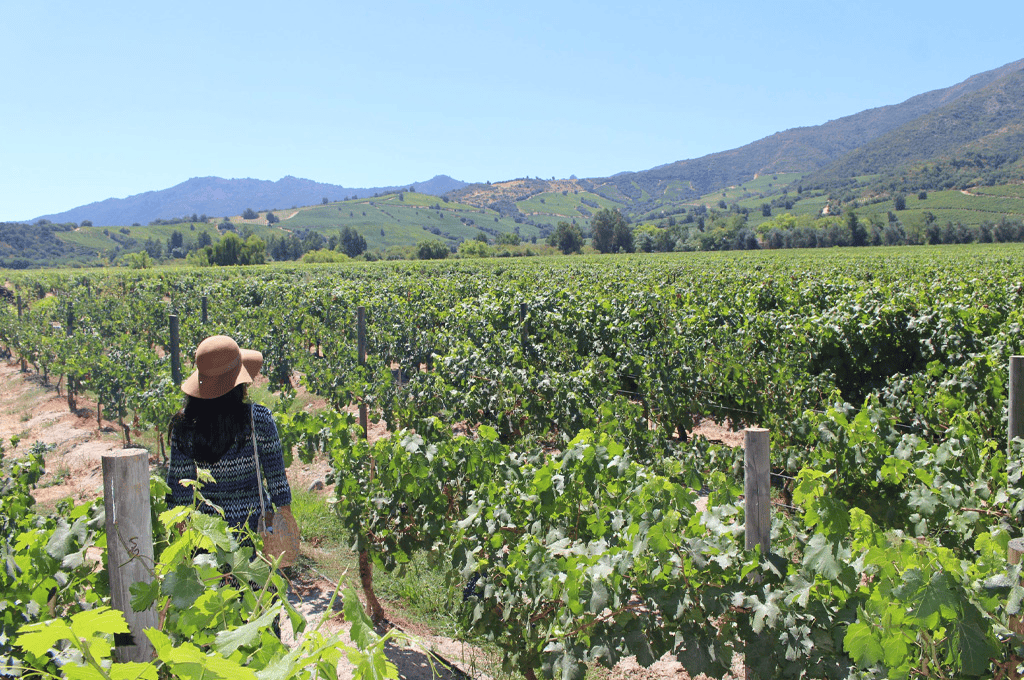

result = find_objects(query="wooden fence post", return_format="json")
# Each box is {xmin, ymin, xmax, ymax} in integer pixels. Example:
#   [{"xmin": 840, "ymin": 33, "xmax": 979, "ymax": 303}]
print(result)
[
  {"xmin": 1009, "ymin": 538, "xmax": 1024, "ymax": 634},
  {"xmin": 744, "ymin": 427, "xmax": 771, "ymax": 562},
  {"xmin": 519, "ymin": 302, "xmax": 529, "ymax": 348},
  {"xmin": 744, "ymin": 427, "xmax": 770, "ymax": 679},
  {"xmin": 169, "ymin": 314, "xmax": 182, "ymax": 386},
  {"xmin": 201, "ymin": 296, "xmax": 208, "ymax": 325},
  {"xmin": 1010, "ymin": 356, "xmax": 1024, "ymax": 449},
  {"xmin": 357, "ymin": 306, "xmax": 367, "ymax": 438},
  {"xmin": 102, "ymin": 449, "xmax": 157, "ymax": 662},
  {"xmin": 17, "ymin": 294, "xmax": 25, "ymax": 372},
  {"xmin": 66, "ymin": 305, "xmax": 73, "ymax": 337}
]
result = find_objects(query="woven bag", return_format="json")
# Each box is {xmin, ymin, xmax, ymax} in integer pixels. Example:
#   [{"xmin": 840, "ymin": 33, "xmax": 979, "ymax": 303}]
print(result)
[{"xmin": 251, "ymin": 405, "xmax": 299, "ymax": 567}]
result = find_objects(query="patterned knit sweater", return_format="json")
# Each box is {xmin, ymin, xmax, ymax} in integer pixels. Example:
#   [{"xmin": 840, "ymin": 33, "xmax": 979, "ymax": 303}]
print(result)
[{"xmin": 167, "ymin": 404, "xmax": 292, "ymax": 531}]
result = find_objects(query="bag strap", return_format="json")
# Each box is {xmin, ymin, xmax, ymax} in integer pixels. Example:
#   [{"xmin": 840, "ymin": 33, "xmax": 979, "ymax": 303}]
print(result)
[{"xmin": 251, "ymin": 404, "xmax": 268, "ymax": 523}]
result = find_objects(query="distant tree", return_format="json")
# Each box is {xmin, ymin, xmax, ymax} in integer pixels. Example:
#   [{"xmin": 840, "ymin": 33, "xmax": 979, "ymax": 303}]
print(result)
[
  {"xmin": 475, "ymin": 232, "xmax": 489, "ymax": 244},
  {"xmin": 590, "ymin": 208, "xmax": 625, "ymax": 253},
  {"xmin": 143, "ymin": 237, "xmax": 163, "ymax": 259},
  {"xmin": 322, "ymin": 197, "xmax": 329, "ymax": 205},
  {"xmin": 190, "ymin": 213, "xmax": 199, "ymax": 223},
  {"xmin": 496, "ymin": 232, "xmax": 520, "ymax": 246},
  {"xmin": 123, "ymin": 251, "xmax": 153, "ymax": 269},
  {"xmin": 242, "ymin": 208, "xmax": 259, "ymax": 220},
  {"xmin": 266, "ymin": 212, "xmax": 279, "ymax": 224},
  {"xmin": 761, "ymin": 203, "xmax": 772, "ymax": 217},
  {"xmin": 548, "ymin": 221, "xmax": 584, "ymax": 254},
  {"xmin": 918, "ymin": 191, "xmax": 928, "ymax": 201},
  {"xmin": 458, "ymin": 239, "xmax": 491, "ymax": 258},
  {"xmin": 416, "ymin": 239, "xmax": 449, "ymax": 260},
  {"xmin": 847, "ymin": 211, "xmax": 867, "ymax": 247},
  {"xmin": 894, "ymin": 194, "xmax": 907, "ymax": 211},
  {"xmin": 340, "ymin": 226, "xmax": 367, "ymax": 257},
  {"xmin": 80, "ymin": 220, "xmax": 93, "ymax": 227},
  {"xmin": 590, "ymin": 208, "xmax": 633, "ymax": 254},
  {"xmin": 168, "ymin": 230, "xmax": 185, "ymax": 253}
]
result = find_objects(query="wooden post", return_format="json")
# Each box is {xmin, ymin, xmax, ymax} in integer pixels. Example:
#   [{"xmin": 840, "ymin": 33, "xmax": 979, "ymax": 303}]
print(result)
[
  {"xmin": 744, "ymin": 428, "xmax": 771, "ymax": 565},
  {"xmin": 17, "ymin": 294, "xmax": 25, "ymax": 372},
  {"xmin": 65, "ymin": 305, "xmax": 73, "ymax": 337},
  {"xmin": 169, "ymin": 314, "xmax": 182, "ymax": 386},
  {"xmin": 1010, "ymin": 538, "xmax": 1024, "ymax": 634},
  {"xmin": 102, "ymin": 449, "xmax": 157, "ymax": 662},
  {"xmin": 519, "ymin": 302, "xmax": 529, "ymax": 348},
  {"xmin": 1010, "ymin": 356, "xmax": 1024, "ymax": 450},
  {"xmin": 201, "ymin": 296, "xmax": 208, "ymax": 325},
  {"xmin": 357, "ymin": 306, "xmax": 367, "ymax": 438},
  {"xmin": 745, "ymin": 427, "xmax": 770, "ymax": 679}
]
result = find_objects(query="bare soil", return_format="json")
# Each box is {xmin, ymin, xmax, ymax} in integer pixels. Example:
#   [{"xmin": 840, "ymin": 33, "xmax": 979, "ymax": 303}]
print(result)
[{"xmin": 1, "ymin": 360, "xmax": 745, "ymax": 679}]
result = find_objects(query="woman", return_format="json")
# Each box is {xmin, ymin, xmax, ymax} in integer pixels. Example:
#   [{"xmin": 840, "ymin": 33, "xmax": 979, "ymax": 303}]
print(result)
[{"xmin": 167, "ymin": 335, "xmax": 292, "ymax": 535}]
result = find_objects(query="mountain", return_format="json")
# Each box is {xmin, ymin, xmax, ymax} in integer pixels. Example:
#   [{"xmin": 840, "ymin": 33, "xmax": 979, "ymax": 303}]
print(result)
[
  {"xmin": 803, "ymin": 66, "xmax": 1024, "ymax": 187},
  {"xmin": 583, "ymin": 58, "xmax": 1024, "ymax": 207},
  {"xmin": 31, "ymin": 175, "xmax": 467, "ymax": 227}
]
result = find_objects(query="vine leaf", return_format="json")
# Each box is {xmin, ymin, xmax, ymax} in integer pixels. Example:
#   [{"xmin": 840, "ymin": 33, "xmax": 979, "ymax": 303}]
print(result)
[
  {"xmin": 843, "ymin": 621, "xmax": 884, "ymax": 668},
  {"xmin": 949, "ymin": 606, "xmax": 1000, "ymax": 677},
  {"xmin": 215, "ymin": 606, "xmax": 281, "ymax": 655},
  {"xmin": 162, "ymin": 564, "xmax": 205, "ymax": 609},
  {"xmin": 129, "ymin": 579, "xmax": 160, "ymax": 613},
  {"xmin": 803, "ymin": 533, "xmax": 843, "ymax": 580}
]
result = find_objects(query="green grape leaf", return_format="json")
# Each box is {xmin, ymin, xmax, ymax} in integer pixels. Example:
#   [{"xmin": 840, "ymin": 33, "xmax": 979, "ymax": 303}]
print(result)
[
  {"xmin": 214, "ymin": 606, "xmax": 281, "ymax": 655},
  {"xmin": 15, "ymin": 618, "xmax": 75, "ymax": 657},
  {"xmin": 162, "ymin": 564, "xmax": 205, "ymax": 609},
  {"xmin": 844, "ymin": 621, "xmax": 884, "ymax": 667},
  {"xmin": 109, "ymin": 662, "xmax": 159, "ymax": 680},
  {"xmin": 803, "ymin": 533, "xmax": 843, "ymax": 580},
  {"xmin": 949, "ymin": 606, "xmax": 1000, "ymax": 677},
  {"xmin": 129, "ymin": 579, "xmax": 161, "ymax": 612}
]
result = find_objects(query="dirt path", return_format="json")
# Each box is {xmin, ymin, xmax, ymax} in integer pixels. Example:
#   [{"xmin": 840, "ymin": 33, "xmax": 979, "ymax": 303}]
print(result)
[{"xmin": 0, "ymin": 360, "xmax": 122, "ymax": 505}]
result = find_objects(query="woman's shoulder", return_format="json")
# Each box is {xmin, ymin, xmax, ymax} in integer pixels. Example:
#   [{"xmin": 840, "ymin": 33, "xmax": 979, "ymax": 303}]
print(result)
[{"xmin": 250, "ymin": 402, "xmax": 274, "ymax": 423}]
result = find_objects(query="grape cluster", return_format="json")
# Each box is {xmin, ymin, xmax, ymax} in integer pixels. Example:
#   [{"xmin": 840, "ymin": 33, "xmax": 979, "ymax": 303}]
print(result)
[{"xmin": 462, "ymin": 572, "xmax": 481, "ymax": 601}]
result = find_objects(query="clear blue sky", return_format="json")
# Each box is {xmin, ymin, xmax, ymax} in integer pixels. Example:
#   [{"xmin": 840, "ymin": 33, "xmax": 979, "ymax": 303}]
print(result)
[{"xmin": 3, "ymin": 0, "xmax": 1022, "ymax": 221}]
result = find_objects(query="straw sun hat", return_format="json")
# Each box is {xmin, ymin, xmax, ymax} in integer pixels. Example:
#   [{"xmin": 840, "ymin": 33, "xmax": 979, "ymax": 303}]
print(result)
[{"xmin": 181, "ymin": 335, "xmax": 264, "ymax": 399}]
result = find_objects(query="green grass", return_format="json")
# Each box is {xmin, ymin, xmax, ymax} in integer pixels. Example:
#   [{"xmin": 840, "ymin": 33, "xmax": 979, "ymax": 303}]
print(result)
[
  {"xmin": 973, "ymin": 184, "xmax": 1024, "ymax": 198},
  {"xmin": 291, "ymin": 490, "xmax": 464, "ymax": 633},
  {"xmin": 290, "ymin": 489, "xmax": 348, "ymax": 545},
  {"xmin": 851, "ymin": 188, "xmax": 1024, "ymax": 226},
  {"xmin": 57, "ymin": 222, "xmax": 277, "ymax": 259},
  {"xmin": 516, "ymin": 191, "xmax": 618, "ymax": 219},
  {"xmin": 276, "ymin": 193, "xmax": 544, "ymax": 248}
]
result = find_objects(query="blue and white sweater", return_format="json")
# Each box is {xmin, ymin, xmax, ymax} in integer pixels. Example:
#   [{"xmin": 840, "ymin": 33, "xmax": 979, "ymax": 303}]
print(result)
[{"xmin": 167, "ymin": 404, "xmax": 292, "ymax": 531}]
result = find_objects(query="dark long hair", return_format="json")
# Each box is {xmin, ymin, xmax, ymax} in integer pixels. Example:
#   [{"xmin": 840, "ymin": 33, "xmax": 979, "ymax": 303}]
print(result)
[{"xmin": 170, "ymin": 385, "xmax": 249, "ymax": 464}]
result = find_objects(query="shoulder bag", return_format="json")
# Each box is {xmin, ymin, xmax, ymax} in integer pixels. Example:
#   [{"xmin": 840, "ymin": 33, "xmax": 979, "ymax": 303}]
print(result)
[{"xmin": 251, "ymin": 404, "xmax": 300, "ymax": 567}]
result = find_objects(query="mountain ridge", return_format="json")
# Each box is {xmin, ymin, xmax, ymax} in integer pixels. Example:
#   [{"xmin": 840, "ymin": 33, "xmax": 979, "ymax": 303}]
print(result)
[
  {"xmin": 20, "ymin": 57, "xmax": 1024, "ymax": 229},
  {"xmin": 30, "ymin": 174, "xmax": 467, "ymax": 227}
]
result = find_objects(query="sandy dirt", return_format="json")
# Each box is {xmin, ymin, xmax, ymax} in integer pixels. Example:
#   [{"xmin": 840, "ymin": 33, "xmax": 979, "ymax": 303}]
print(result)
[{"xmin": 1, "ymin": 359, "xmax": 747, "ymax": 679}]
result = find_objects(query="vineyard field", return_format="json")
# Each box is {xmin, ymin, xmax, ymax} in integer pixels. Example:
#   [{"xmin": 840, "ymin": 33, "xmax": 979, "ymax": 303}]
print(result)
[{"xmin": 5, "ymin": 244, "xmax": 1024, "ymax": 679}]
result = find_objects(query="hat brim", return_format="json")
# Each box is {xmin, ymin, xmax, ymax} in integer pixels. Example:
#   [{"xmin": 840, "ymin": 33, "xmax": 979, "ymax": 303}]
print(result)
[
  {"xmin": 181, "ymin": 360, "xmax": 253, "ymax": 399},
  {"xmin": 241, "ymin": 349, "xmax": 263, "ymax": 380}
]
